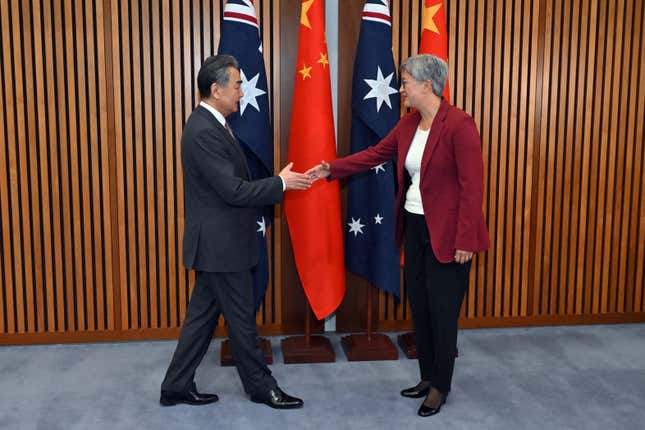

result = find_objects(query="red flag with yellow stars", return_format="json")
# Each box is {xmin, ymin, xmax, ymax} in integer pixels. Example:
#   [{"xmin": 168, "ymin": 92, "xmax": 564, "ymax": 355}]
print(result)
[
  {"xmin": 284, "ymin": 0, "xmax": 345, "ymax": 319},
  {"xmin": 419, "ymin": 0, "xmax": 450, "ymax": 102}
]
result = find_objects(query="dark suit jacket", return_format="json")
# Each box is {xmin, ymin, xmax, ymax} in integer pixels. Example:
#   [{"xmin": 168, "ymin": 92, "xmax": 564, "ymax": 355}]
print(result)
[
  {"xmin": 330, "ymin": 100, "xmax": 489, "ymax": 263},
  {"xmin": 181, "ymin": 105, "xmax": 283, "ymax": 273}
]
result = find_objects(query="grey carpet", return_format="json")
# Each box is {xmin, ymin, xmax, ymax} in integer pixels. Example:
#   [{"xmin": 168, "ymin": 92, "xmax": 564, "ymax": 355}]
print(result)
[{"xmin": 1, "ymin": 324, "xmax": 644, "ymax": 430}]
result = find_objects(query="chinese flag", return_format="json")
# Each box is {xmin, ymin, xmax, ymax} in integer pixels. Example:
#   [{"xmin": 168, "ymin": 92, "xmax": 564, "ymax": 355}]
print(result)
[
  {"xmin": 284, "ymin": 0, "xmax": 345, "ymax": 319},
  {"xmin": 419, "ymin": 0, "xmax": 450, "ymax": 102}
]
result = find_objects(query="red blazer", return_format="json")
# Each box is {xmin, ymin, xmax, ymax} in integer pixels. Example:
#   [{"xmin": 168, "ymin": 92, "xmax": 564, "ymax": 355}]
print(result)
[{"xmin": 330, "ymin": 100, "xmax": 489, "ymax": 263}]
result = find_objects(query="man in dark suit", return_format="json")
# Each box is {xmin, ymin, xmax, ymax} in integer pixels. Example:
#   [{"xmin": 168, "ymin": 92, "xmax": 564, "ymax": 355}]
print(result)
[{"xmin": 160, "ymin": 55, "xmax": 309, "ymax": 409}]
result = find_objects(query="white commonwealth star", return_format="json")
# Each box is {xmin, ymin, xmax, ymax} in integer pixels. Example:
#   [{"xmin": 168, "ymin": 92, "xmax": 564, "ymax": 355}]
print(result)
[
  {"xmin": 239, "ymin": 69, "xmax": 266, "ymax": 116},
  {"xmin": 348, "ymin": 217, "xmax": 365, "ymax": 237},
  {"xmin": 363, "ymin": 66, "xmax": 398, "ymax": 112},
  {"xmin": 256, "ymin": 216, "xmax": 266, "ymax": 237},
  {"xmin": 374, "ymin": 214, "xmax": 383, "ymax": 224},
  {"xmin": 372, "ymin": 163, "xmax": 386, "ymax": 174}
]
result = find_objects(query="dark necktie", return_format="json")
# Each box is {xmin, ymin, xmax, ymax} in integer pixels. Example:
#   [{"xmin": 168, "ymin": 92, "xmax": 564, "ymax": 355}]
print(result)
[{"xmin": 224, "ymin": 122, "xmax": 235, "ymax": 140}]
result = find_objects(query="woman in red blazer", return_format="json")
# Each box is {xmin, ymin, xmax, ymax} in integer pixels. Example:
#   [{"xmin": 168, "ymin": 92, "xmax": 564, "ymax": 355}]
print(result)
[{"xmin": 307, "ymin": 54, "xmax": 489, "ymax": 417}]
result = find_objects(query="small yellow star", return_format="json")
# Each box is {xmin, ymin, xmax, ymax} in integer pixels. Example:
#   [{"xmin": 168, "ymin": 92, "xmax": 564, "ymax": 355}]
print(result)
[
  {"xmin": 317, "ymin": 52, "xmax": 329, "ymax": 68},
  {"xmin": 298, "ymin": 64, "xmax": 312, "ymax": 79},
  {"xmin": 301, "ymin": 0, "xmax": 315, "ymax": 29},
  {"xmin": 423, "ymin": 2, "xmax": 442, "ymax": 34}
]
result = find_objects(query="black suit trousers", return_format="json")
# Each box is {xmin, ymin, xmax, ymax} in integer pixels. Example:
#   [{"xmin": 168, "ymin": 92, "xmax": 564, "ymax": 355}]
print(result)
[
  {"xmin": 161, "ymin": 270, "xmax": 276, "ymax": 396},
  {"xmin": 403, "ymin": 211, "xmax": 471, "ymax": 394}
]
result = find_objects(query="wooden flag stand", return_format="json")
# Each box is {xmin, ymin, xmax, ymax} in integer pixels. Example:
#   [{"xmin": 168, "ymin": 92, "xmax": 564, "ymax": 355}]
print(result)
[
  {"xmin": 341, "ymin": 285, "xmax": 398, "ymax": 361},
  {"xmin": 281, "ymin": 304, "xmax": 335, "ymax": 364}
]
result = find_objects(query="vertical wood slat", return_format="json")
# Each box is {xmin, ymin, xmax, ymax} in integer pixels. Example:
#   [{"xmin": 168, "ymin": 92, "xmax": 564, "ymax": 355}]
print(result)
[
  {"xmin": 585, "ymin": 1, "xmax": 606, "ymax": 313},
  {"xmin": 552, "ymin": 0, "xmax": 568, "ymax": 316},
  {"xmin": 567, "ymin": 1, "xmax": 591, "ymax": 315},
  {"xmin": 170, "ymin": 0, "xmax": 182, "ymax": 327},
  {"xmin": 32, "ymin": 3, "xmax": 55, "ymax": 331},
  {"xmin": 0, "ymin": 0, "xmax": 11, "ymax": 334},
  {"xmin": 600, "ymin": 0, "xmax": 619, "ymax": 314},
  {"xmin": 25, "ymin": 0, "xmax": 44, "ymax": 334},
  {"xmin": 160, "ymin": 0, "xmax": 172, "ymax": 329},
  {"xmin": 630, "ymin": 5, "xmax": 645, "ymax": 312},
  {"xmin": 613, "ymin": 0, "xmax": 631, "ymax": 313},
  {"xmin": 86, "ymin": 0, "xmax": 101, "ymax": 329},
  {"xmin": 473, "ymin": 0, "xmax": 487, "ymax": 319},
  {"xmin": 80, "ymin": 0, "xmax": 96, "ymax": 331},
  {"xmin": 142, "ymin": 0, "xmax": 157, "ymax": 329},
  {"xmin": 1, "ymin": 0, "xmax": 16, "ymax": 334},
  {"xmin": 577, "ymin": 0, "xmax": 596, "ymax": 315},
  {"xmin": 11, "ymin": 0, "xmax": 29, "ymax": 334},
  {"xmin": 101, "ymin": 0, "xmax": 119, "ymax": 332},
  {"xmin": 53, "ymin": 0, "xmax": 74, "ymax": 333},
  {"xmin": 565, "ymin": 0, "xmax": 580, "ymax": 315}
]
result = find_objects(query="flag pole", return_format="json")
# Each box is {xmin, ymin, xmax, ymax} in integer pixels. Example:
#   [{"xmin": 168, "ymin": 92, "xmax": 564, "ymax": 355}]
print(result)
[
  {"xmin": 305, "ymin": 302, "xmax": 311, "ymax": 347},
  {"xmin": 366, "ymin": 283, "xmax": 373, "ymax": 342}
]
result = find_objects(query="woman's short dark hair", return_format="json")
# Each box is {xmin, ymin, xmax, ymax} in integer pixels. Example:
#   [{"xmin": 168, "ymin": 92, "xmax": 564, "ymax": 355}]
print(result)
[{"xmin": 197, "ymin": 55, "xmax": 239, "ymax": 99}]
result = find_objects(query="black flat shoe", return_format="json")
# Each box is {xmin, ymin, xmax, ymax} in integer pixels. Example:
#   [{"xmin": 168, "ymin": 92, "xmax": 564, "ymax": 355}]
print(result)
[
  {"xmin": 160, "ymin": 389, "xmax": 219, "ymax": 406},
  {"xmin": 417, "ymin": 394, "xmax": 446, "ymax": 417},
  {"xmin": 400, "ymin": 382, "xmax": 431, "ymax": 398},
  {"xmin": 250, "ymin": 387, "xmax": 304, "ymax": 409}
]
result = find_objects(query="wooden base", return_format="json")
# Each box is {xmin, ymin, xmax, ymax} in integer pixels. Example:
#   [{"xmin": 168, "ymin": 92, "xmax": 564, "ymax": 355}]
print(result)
[
  {"xmin": 220, "ymin": 337, "xmax": 273, "ymax": 367},
  {"xmin": 341, "ymin": 333, "xmax": 398, "ymax": 361},
  {"xmin": 397, "ymin": 332, "xmax": 417, "ymax": 359},
  {"xmin": 281, "ymin": 335, "xmax": 336, "ymax": 364},
  {"xmin": 397, "ymin": 331, "xmax": 459, "ymax": 359}
]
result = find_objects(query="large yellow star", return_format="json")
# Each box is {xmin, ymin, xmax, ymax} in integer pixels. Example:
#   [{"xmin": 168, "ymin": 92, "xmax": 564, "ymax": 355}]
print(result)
[
  {"xmin": 298, "ymin": 64, "xmax": 312, "ymax": 80},
  {"xmin": 317, "ymin": 52, "xmax": 329, "ymax": 68},
  {"xmin": 423, "ymin": 2, "xmax": 442, "ymax": 34},
  {"xmin": 301, "ymin": 0, "xmax": 315, "ymax": 29}
]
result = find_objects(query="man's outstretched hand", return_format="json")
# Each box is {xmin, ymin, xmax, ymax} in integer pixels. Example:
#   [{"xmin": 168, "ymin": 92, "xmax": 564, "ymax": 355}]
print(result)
[{"xmin": 279, "ymin": 162, "xmax": 313, "ymax": 190}]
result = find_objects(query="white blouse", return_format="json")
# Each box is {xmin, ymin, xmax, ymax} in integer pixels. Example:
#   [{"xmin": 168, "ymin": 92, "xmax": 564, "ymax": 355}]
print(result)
[{"xmin": 404, "ymin": 127, "xmax": 430, "ymax": 214}]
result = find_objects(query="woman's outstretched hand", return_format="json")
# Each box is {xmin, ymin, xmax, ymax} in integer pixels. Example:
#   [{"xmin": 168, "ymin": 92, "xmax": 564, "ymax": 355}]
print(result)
[{"xmin": 305, "ymin": 160, "xmax": 331, "ymax": 181}]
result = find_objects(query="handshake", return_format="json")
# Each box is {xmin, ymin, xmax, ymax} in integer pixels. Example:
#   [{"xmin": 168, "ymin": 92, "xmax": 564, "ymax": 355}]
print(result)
[{"xmin": 278, "ymin": 161, "xmax": 332, "ymax": 191}]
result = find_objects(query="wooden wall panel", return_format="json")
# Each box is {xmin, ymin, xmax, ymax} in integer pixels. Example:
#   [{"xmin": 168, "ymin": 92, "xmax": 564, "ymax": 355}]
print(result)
[
  {"xmin": 338, "ymin": 0, "xmax": 645, "ymax": 332},
  {"xmin": 0, "ymin": 0, "xmax": 115, "ymax": 336},
  {"xmin": 2, "ymin": 0, "xmax": 645, "ymax": 344}
]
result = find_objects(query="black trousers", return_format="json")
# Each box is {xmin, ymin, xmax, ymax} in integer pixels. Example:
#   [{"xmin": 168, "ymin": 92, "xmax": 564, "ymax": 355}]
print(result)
[
  {"xmin": 404, "ymin": 211, "xmax": 471, "ymax": 394},
  {"xmin": 161, "ymin": 270, "xmax": 276, "ymax": 396}
]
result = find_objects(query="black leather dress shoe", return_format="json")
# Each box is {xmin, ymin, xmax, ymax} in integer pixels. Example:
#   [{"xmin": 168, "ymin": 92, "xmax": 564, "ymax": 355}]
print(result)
[
  {"xmin": 400, "ymin": 382, "xmax": 431, "ymax": 398},
  {"xmin": 250, "ymin": 387, "xmax": 304, "ymax": 409},
  {"xmin": 160, "ymin": 389, "xmax": 219, "ymax": 406},
  {"xmin": 417, "ymin": 394, "xmax": 446, "ymax": 417}
]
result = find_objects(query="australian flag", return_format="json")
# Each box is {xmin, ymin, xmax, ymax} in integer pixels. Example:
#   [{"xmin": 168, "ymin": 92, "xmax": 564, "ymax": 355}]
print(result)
[
  {"xmin": 346, "ymin": 0, "xmax": 400, "ymax": 299},
  {"xmin": 218, "ymin": 0, "xmax": 273, "ymax": 308}
]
